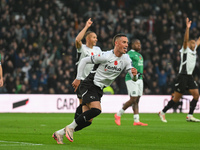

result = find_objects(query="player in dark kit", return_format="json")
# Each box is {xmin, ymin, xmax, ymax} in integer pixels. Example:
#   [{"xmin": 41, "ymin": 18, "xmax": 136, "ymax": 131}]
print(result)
[{"xmin": 159, "ymin": 18, "xmax": 200, "ymax": 122}]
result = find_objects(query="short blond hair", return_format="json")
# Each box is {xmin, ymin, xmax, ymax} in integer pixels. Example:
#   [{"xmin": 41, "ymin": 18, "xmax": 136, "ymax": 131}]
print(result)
[{"xmin": 84, "ymin": 31, "xmax": 95, "ymax": 40}]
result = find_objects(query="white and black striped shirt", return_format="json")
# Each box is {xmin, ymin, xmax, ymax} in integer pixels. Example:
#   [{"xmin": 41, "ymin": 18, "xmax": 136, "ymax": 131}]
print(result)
[{"xmin": 179, "ymin": 45, "xmax": 197, "ymax": 75}]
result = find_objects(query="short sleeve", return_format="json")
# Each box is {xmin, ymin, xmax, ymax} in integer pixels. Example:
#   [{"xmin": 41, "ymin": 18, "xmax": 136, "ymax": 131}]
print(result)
[{"xmin": 77, "ymin": 44, "xmax": 85, "ymax": 53}]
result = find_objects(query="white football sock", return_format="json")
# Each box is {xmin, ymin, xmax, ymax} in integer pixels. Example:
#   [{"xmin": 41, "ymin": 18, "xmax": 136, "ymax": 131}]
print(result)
[
  {"xmin": 134, "ymin": 114, "xmax": 139, "ymax": 122},
  {"xmin": 56, "ymin": 128, "xmax": 65, "ymax": 135},
  {"xmin": 67, "ymin": 119, "xmax": 77, "ymax": 129},
  {"xmin": 117, "ymin": 109, "xmax": 125, "ymax": 117},
  {"xmin": 160, "ymin": 110, "xmax": 165, "ymax": 114}
]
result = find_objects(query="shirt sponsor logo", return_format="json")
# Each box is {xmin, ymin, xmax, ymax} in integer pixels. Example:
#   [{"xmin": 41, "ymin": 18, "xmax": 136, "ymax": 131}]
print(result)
[
  {"xmin": 104, "ymin": 64, "xmax": 122, "ymax": 71},
  {"xmin": 138, "ymin": 62, "xmax": 143, "ymax": 66}
]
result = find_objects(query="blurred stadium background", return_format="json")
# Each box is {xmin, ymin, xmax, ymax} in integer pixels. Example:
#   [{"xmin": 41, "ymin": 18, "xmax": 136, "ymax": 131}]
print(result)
[
  {"xmin": 1, "ymin": 1, "xmax": 200, "ymax": 149},
  {"xmin": 1, "ymin": 0, "xmax": 200, "ymax": 95}
]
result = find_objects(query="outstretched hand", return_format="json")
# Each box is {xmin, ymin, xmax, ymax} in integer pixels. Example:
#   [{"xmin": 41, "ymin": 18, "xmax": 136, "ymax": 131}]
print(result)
[
  {"xmin": 186, "ymin": 17, "xmax": 192, "ymax": 28},
  {"xmin": 86, "ymin": 18, "xmax": 93, "ymax": 28},
  {"xmin": 72, "ymin": 79, "xmax": 81, "ymax": 92}
]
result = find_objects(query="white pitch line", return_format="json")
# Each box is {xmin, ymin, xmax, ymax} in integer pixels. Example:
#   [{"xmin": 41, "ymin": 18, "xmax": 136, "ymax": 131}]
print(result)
[{"xmin": 0, "ymin": 140, "xmax": 43, "ymax": 146}]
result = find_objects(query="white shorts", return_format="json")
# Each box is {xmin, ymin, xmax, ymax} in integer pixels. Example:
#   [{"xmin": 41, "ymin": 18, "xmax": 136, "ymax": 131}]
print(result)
[{"xmin": 126, "ymin": 79, "xmax": 143, "ymax": 97}]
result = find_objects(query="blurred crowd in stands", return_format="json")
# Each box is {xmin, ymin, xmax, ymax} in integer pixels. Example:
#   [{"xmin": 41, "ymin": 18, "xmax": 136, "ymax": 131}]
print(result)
[{"xmin": 1, "ymin": 0, "xmax": 200, "ymax": 95}]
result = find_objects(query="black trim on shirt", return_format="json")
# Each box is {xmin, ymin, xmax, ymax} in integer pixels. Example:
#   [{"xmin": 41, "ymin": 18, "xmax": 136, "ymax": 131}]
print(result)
[{"xmin": 180, "ymin": 53, "xmax": 187, "ymax": 74}]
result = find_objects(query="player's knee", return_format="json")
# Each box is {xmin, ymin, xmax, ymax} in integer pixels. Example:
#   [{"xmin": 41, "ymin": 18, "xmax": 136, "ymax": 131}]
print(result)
[
  {"xmin": 126, "ymin": 100, "xmax": 132, "ymax": 106},
  {"xmin": 79, "ymin": 99, "xmax": 83, "ymax": 104},
  {"xmin": 91, "ymin": 108, "xmax": 101, "ymax": 118},
  {"xmin": 192, "ymin": 92, "xmax": 199, "ymax": 100},
  {"xmin": 130, "ymin": 97, "xmax": 137, "ymax": 105},
  {"xmin": 193, "ymin": 95, "xmax": 199, "ymax": 101},
  {"xmin": 132, "ymin": 100, "xmax": 138, "ymax": 105}
]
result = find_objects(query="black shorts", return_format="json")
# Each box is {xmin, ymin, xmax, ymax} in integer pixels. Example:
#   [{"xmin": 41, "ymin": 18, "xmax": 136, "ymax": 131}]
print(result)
[
  {"xmin": 174, "ymin": 74, "xmax": 198, "ymax": 94},
  {"xmin": 76, "ymin": 80, "xmax": 83, "ymax": 99},
  {"xmin": 79, "ymin": 79, "xmax": 103, "ymax": 105}
]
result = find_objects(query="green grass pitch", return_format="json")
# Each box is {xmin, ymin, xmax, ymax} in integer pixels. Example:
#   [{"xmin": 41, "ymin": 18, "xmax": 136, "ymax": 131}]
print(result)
[{"xmin": 0, "ymin": 113, "xmax": 200, "ymax": 150}]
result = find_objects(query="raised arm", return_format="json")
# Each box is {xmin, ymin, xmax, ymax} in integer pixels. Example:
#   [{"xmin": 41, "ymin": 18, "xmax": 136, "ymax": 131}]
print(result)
[
  {"xmin": 183, "ymin": 18, "xmax": 192, "ymax": 49},
  {"xmin": 75, "ymin": 18, "xmax": 93, "ymax": 49},
  {"xmin": 196, "ymin": 37, "xmax": 200, "ymax": 47}
]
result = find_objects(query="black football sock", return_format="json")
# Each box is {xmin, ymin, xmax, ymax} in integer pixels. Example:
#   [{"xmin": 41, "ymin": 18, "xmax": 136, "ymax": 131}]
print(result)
[
  {"xmin": 75, "ymin": 108, "xmax": 101, "ymax": 125},
  {"xmin": 188, "ymin": 99, "xmax": 198, "ymax": 115},
  {"xmin": 162, "ymin": 99, "xmax": 176, "ymax": 113},
  {"xmin": 74, "ymin": 121, "xmax": 92, "ymax": 132},
  {"xmin": 74, "ymin": 104, "xmax": 83, "ymax": 119}
]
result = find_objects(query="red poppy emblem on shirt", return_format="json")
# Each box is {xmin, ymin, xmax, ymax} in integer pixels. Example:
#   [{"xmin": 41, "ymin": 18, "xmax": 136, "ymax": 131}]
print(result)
[
  {"xmin": 114, "ymin": 61, "xmax": 118, "ymax": 65},
  {"xmin": 98, "ymin": 54, "xmax": 100, "ymax": 57},
  {"xmin": 139, "ymin": 56, "xmax": 142, "ymax": 59},
  {"xmin": 91, "ymin": 52, "xmax": 94, "ymax": 56}
]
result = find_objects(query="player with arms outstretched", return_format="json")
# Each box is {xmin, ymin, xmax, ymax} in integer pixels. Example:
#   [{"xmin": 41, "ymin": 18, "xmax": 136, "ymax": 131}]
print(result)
[{"xmin": 159, "ymin": 18, "xmax": 200, "ymax": 122}]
